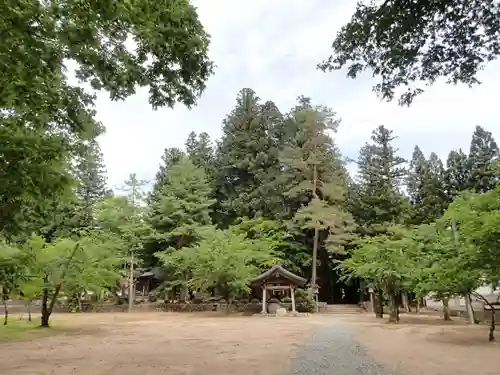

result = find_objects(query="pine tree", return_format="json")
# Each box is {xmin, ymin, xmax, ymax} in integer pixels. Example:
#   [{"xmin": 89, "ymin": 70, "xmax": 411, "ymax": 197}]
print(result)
[
  {"xmin": 407, "ymin": 146, "xmax": 426, "ymax": 207},
  {"xmin": 148, "ymin": 157, "xmax": 214, "ymax": 258},
  {"xmin": 468, "ymin": 125, "xmax": 499, "ymax": 193},
  {"xmin": 281, "ymin": 102, "xmax": 355, "ymax": 295},
  {"xmin": 353, "ymin": 125, "xmax": 406, "ymax": 233},
  {"xmin": 407, "ymin": 147, "xmax": 448, "ymax": 225},
  {"xmin": 73, "ymin": 139, "xmax": 109, "ymax": 227},
  {"xmin": 150, "ymin": 147, "xmax": 185, "ymax": 202},
  {"xmin": 213, "ymin": 88, "xmax": 285, "ymax": 225},
  {"xmin": 185, "ymin": 131, "xmax": 214, "ymax": 175},
  {"xmin": 444, "ymin": 149, "xmax": 470, "ymax": 202}
]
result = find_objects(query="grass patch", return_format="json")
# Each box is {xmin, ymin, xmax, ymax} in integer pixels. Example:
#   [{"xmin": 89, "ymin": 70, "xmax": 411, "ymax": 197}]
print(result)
[{"xmin": 0, "ymin": 317, "xmax": 64, "ymax": 342}]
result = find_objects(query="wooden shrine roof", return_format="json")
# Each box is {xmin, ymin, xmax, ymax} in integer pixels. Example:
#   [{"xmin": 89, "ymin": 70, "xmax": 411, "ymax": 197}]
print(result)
[{"xmin": 251, "ymin": 264, "xmax": 307, "ymax": 286}]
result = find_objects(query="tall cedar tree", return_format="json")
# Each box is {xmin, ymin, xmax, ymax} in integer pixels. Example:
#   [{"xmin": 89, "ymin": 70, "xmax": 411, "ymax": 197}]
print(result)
[
  {"xmin": 353, "ymin": 125, "xmax": 406, "ymax": 234},
  {"xmin": 74, "ymin": 139, "xmax": 110, "ymax": 227},
  {"xmin": 444, "ymin": 149, "xmax": 470, "ymax": 202},
  {"xmin": 281, "ymin": 100, "xmax": 355, "ymax": 292},
  {"xmin": 149, "ymin": 147, "xmax": 186, "ymax": 203},
  {"xmin": 467, "ymin": 125, "xmax": 499, "ymax": 193},
  {"xmin": 407, "ymin": 146, "xmax": 448, "ymax": 224},
  {"xmin": 185, "ymin": 131, "xmax": 215, "ymax": 177},
  {"xmin": 147, "ymin": 157, "xmax": 215, "ymax": 266},
  {"xmin": 213, "ymin": 88, "xmax": 285, "ymax": 226},
  {"xmin": 320, "ymin": 0, "xmax": 500, "ymax": 106}
]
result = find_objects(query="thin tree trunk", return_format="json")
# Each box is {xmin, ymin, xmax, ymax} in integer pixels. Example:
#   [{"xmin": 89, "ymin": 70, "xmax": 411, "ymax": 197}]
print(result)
[
  {"xmin": 375, "ymin": 290, "xmax": 384, "ymax": 318},
  {"xmin": 3, "ymin": 299, "xmax": 8, "ymax": 326},
  {"xmin": 128, "ymin": 251, "xmax": 134, "ymax": 313},
  {"xmin": 388, "ymin": 293, "xmax": 399, "ymax": 323},
  {"xmin": 41, "ymin": 287, "xmax": 50, "ymax": 328},
  {"xmin": 41, "ymin": 243, "xmax": 81, "ymax": 328},
  {"xmin": 402, "ymin": 293, "xmax": 409, "ymax": 312},
  {"xmin": 471, "ymin": 292, "xmax": 496, "ymax": 342},
  {"xmin": 464, "ymin": 292, "xmax": 475, "ymax": 324},
  {"xmin": 28, "ymin": 302, "xmax": 32, "ymax": 322},
  {"xmin": 442, "ymin": 297, "xmax": 451, "ymax": 321},
  {"xmin": 450, "ymin": 221, "xmax": 475, "ymax": 324},
  {"xmin": 310, "ymin": 163, "xmax": 319, "ymax": 310}
]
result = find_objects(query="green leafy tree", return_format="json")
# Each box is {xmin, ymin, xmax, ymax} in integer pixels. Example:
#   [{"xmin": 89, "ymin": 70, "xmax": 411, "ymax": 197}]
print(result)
[
  {"xmin": 467, "ymin": 125, "xmax": 499, "ymax": 193},
  {"xmin": 411, "ymin": 224, "xmax": 480, "ymax": 322},
  {"xmin": 444, "ymin": 187, "xmax": 500, "ymax": 341},
  {"xmin": 0, "ymin": 1, "xmax": 213, "ymax": 237},
  {"xmin": 0, "ymin": 242, "xmax": 26, "ymax": 325},
  {"xmin": 155, "ymin": 226, "xmax": 278, "ymax": 311},
  {"xmin": 230, "ymin": 217, "xmax": 309, "ymax": 277},
  {"xmin": 319, "ymin": 0, "xmax": 500, "ymax": 105},
  {"xmin": 341, "ymin": 226, "xmax": 417, "ymax": 322},
  {"xmin": 21, "ymin": 234, "xmax": 123, "ymax": 327}
]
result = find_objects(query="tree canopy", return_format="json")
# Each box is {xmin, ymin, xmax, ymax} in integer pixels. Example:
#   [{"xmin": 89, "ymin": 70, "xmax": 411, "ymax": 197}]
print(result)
[{"xmin": 319, "ymin": 0, "xmax": 500, "ymax": 105}]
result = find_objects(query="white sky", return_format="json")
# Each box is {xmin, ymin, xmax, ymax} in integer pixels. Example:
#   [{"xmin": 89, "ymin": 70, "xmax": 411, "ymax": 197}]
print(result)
[{"xmin": 95, "ymin": 0, "xmax": 500, "ymax": 189}]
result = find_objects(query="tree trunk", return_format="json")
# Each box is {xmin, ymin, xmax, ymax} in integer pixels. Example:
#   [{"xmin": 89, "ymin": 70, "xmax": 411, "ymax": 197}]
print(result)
[
  {"xmin": 416, "ymin": 299, "xmax": 420, "ymax": 315},
  {"xmin": 489, "ymin": 307, "xmax": 496, "ymax": 342},
  {"xmin": 28, "ymin": 302, "xmax": 32, "ymax": 322},
  {"xmin": 471, "ymin": 291, "xmax": 496, "ymax": 342},
  {"xmin": 128, "ymin": 252, "xmax": 135, "ymax": 313},
  {"xmin": 402, "ymin": 293, "xmax": 409, "ymax": 312},
  {"xmin": 464, "ymin": 292, "xmax": 475, "ymax": 324},
  {"xmin": 225, "ymin": 297, "xmax": 232, "ymax": 315},
  {"xmin": 309, "ymin": 163, "xmax": 319, "ymax": 310},
  {"xmin": 375, "ymin": 290, "xmax": 384, "ymax": 318},
  {"xmin": 388, "ymin": 293, "xmax": 399, "ymax": 323},
  {"xmin": 41, "ymin": 288, "xmax": 50, "ymax": 328},
  {"xmin": 3, "ymin": 299, "xmax": 8, "ymax": 326},
  {"xmin": 442, "ymin": 297, "xmax": 451, "ymax": 321}
]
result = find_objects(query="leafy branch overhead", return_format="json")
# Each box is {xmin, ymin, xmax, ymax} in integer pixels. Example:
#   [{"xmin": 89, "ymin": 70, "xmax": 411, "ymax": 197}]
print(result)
[{"xmin": 319, "ymin": 0, "xmax": 500, "ymax": 106}]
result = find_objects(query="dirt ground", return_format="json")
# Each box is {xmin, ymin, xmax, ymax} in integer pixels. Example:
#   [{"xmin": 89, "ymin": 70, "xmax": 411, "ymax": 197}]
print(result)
[
  {"xmin": 343, "ymin": 314, "xmax": 500, "ymax": 375},
  {"xmin": 1, "ymin": 312, "xmax": 499, "ymax": 375},
  {"xmin": 0, "ymin": 312, "xmax": 319, "ymax": 375}
]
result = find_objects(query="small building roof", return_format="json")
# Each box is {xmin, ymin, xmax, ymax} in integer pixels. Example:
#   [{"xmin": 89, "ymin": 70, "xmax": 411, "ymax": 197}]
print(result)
[{"xmin": 251, "ymin": 264, "xmax": 307, "ymax": 286}]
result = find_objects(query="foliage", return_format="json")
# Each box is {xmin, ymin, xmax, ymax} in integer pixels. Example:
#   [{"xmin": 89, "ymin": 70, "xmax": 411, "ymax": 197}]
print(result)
[
  {"xmin": 444, "ymin": 187, "xmax": 500, "ymax": 284},
  {"xmin": 468, "ymin": 126, "xmax": 499, "ymax": 193},
  {"xmin": 294, "ymin": 288, "xmax": 315, "ymax": 313},
  {"xmin": 406, "ymin": 147, "xmax": 448, "ymax": 225},
  {"xmin": 0, "ymin": 0, "xmax": 213, "ymax": 238},
  {"xmin": 147, "ymin": 157, "xmax": 215, "ymax": 267},
  {"xmin": 351, "ymin": 126, "xmax": 407, "ymax": 234},
  {"xmin": 213, "ymin": 88, "xmax": 285, "ymax": 225},
  {"xmin": 155, "ymin": 226, "xmax": 278, "ymax": 306},
  {"xmin": 23, "ymin": 234, "xmax": 124, "ymax": 327},
  {"xmin": 319, "ymin": 0, "xmax": 500, "ymax": 105}
]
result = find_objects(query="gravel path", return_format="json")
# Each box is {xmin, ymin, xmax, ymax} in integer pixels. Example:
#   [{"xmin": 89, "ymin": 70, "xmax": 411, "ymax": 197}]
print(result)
[{"xmin": 288, "ymin": 322, "xmax": 394, "ymax": 375}]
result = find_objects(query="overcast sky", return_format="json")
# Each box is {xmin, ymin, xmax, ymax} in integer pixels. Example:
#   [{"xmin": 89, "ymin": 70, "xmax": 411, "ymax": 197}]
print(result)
[{"xmin": 96, "ymin": 0, "xmax": 500, "ymax": 190}]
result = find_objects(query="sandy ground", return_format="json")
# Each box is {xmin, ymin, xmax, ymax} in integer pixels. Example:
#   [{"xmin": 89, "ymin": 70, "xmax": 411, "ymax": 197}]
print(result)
[
  {"xmin": 1, "ymin": 312, "xmax": 499, "ymax": 375},
  {"xmin": 344, "ymin": 314, "xmax": 500, "ymax": 375},
  {"xmin": 0, "ymin": 313, "xmax": 319, "ymax": 375}
]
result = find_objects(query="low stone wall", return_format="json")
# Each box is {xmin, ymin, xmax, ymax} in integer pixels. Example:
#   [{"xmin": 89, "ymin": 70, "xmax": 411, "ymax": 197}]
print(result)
[{"xmin": 3, "ymin": 300, "xmax": 316, "ymax": 315}]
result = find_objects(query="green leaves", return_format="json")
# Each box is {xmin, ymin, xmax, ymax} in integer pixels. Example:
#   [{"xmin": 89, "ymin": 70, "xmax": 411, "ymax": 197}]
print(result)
[
  {"xmin": 155, "ymin": 226, "xmax": 278, "ymax": 301},
  {"xmin": 0, "ymin": 0, "xmax": 213, "ymax": 237},
  {"xmin": 320, "ymin": 0, "xmax": 500, "ymax": 106}
]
